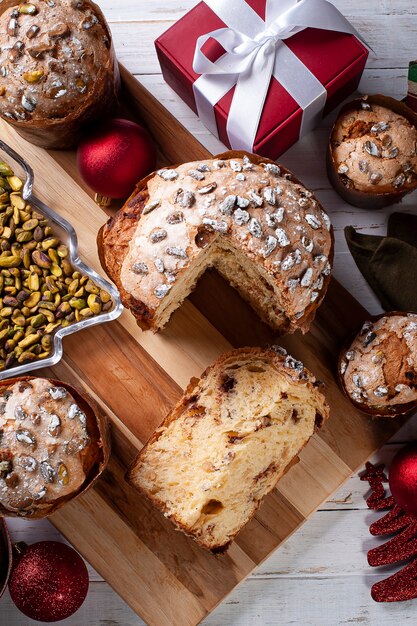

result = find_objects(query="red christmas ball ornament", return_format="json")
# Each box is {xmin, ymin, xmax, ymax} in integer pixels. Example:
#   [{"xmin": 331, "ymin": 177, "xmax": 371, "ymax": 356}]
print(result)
[
  {"xmin": 389, "ymin": 443, "xmax": 417, "ymax": 518},
  {"xmin": 77, "ymin": 118, "xmax": 156, "ymax": 204},
  {"xmin": 8, "ymin": 541, "xmax": 89, "ymax": 622}
]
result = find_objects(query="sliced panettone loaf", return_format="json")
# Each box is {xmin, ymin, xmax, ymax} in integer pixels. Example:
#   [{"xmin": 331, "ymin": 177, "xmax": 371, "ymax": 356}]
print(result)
[
  {"xmin": 127, "ymin": 347, "xmax": 329, "ymax": 553},
  {"xmin": 98, "ymin": 151, "xmax": 333, "ymax": 334}
]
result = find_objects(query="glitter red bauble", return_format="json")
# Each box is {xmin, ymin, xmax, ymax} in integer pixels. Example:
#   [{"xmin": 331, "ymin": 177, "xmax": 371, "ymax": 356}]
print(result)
[
  {"xmin": 8, "ymin": 541, "xmax": 89, "ymax": 622},
  {"xmin": 389, "ymin": 443, "xmax": 417, "ymax": 518},
  {"xmin": 77, "ymin": 118, "xmax": 156, "ymax": 199}
]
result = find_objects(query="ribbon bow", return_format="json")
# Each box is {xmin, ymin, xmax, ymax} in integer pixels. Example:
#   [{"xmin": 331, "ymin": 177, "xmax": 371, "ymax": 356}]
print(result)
[{"xmin": 193, "ymin": 0, "xmax": 369, "ymax": 151}]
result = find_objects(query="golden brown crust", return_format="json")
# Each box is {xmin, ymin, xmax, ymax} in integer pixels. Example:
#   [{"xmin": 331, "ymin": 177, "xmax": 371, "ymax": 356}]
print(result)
[
  {"xmin": 328, "ymin": 95, "xmax": 417, "ymax": 209},
  {"xmin": 0, "ymin": 376, "xmax": 110, "ymax": 519},
  {"xmin": 0, "ymin": 0, "xmax": 120, "ymax": 149},
  {"xmin": 99, "ymin": 151, "xmax": 334, "ymax": 334},
  {"xmin": 338, "ymin": 311, "xmax": 417, "ymax": 418},
  {"xmin": 97, "ymin": 183, "xmax": 155, "ymax": 330},
  {"xmin": 126, "ymin": 347, "xmax": 329, "ymax": 553}
]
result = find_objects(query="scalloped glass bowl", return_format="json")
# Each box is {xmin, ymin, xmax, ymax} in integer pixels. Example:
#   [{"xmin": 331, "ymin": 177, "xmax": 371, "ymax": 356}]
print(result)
[{"xmin": 0, "ymin": 139, "xmax": 123, "ymax": 380}]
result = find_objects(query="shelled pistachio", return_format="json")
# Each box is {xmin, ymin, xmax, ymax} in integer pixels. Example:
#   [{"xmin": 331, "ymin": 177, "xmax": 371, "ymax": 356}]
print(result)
[{"xmin": 0, "ymin": 160, "xmax": 113, "ymax": 371}]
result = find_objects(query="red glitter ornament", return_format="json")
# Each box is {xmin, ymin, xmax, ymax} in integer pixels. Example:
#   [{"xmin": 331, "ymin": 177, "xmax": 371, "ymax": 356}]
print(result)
[
  {"xmin": 361, "ymin": 451, "xmax": 417, "ymax": 602},
  {"xmin": 77, "ymin": 118, "xmax": 156, "ymax": 204},
  {"xmin": 8, "ymin": 541, "xmax": 89, "ymax": 622},
  {"xmin": 389, "ymin": 443, "xmax": 417, "ymax": 518}
]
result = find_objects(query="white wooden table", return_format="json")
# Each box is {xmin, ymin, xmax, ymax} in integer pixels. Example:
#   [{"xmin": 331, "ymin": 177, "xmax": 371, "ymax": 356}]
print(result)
[{"xmin": 2, "ymin": 1, "xmax": 417, "ymax": 624}]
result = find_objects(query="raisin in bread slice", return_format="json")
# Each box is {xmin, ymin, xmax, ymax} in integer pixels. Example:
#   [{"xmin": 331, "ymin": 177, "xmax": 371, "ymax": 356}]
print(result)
[{"xmin": 127, "ymin": 347, "xmax": 329, "ymax": 553}]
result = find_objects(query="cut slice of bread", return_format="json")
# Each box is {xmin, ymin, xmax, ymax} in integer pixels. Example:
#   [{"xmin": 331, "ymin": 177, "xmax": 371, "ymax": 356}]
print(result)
[{"xmin": 127, "ymin": 347, "xmax": 329, "ymax": 553}]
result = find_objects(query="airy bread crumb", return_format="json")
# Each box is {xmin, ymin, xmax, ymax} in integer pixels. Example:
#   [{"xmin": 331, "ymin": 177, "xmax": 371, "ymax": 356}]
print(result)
[
  {"xmin": 98, "ymin": 151, "xmax": 333, "ymax": 334},
  {"xmin": 127, "ymin": 347, "xmax": 329, "ymax": 552}
]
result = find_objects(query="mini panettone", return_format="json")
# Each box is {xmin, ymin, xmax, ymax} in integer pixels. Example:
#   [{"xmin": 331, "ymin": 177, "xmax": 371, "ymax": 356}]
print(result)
[
  {"xmin": 339, "ymin": 312, "xmax": 417, "ymax": 417},
  {"xmin": 127, "ymin": 347, "xmax": 329, "ymax": 553},
  {"xmin": 98, "ymin": 151, "xmax": 334, "ymax": 334},
  {"xmin": 0, "ymin": 0, "xmax": 120, "ymax": 149},
  {"xmin": 0, "ymin": 376, "xmax": 110, "ymax": 518},
  {"xmin": 328, "ymin": 95, "xmax": 417, "ymax": 209}
]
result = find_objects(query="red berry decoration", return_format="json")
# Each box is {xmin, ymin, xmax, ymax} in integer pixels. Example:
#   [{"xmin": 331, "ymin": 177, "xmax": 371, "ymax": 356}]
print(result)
[
  {"xmin": 361, "ymin": 448, "xmax": 417, "ymax": 603},
  {"xmin": 389, "ymin": 443, "xmax": 417, "ymax": 518},
  {"xmin": 77, "ymin": 118, "xmax": 156, "ymax": 202},
  {"xmin": 8, "ymin": 541, "xmax": 89, "ymax": 622}
]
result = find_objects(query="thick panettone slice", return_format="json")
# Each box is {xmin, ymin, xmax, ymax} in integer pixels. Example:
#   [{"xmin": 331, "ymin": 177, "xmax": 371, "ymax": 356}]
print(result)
[
  {"xmin": 98, "ymin": 151, "xmax": 333, "ymax": 333},
  {"xmin": 127, "ymin": 347, "xmax": 329, "ymax": 553}
]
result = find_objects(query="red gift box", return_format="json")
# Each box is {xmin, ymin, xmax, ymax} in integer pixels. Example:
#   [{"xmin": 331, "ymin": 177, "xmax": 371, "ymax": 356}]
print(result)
[{"xmin": 155, "ymin": 0, "xmax": 368, "ymax": 160}]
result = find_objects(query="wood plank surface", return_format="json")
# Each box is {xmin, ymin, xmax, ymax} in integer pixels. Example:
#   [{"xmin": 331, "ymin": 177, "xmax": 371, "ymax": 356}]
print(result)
[
  {"xmin": 0, "ymin": 60, "xmax": 413, "ymax": 626},
  {"xmin": 4, "ymin": 1, "xmax": 417, "ymax": 624}
]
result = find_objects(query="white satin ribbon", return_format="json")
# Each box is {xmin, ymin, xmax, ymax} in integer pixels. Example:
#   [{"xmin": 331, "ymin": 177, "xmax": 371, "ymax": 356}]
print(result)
[{"xmin": 192, "ymin": 0, "xmax": 369, "ymax": 152}]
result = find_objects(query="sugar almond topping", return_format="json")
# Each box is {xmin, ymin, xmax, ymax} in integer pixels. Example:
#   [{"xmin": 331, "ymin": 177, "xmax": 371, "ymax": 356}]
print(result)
[
  {"xmin": 332, "ymin": 103, "xmax": 417, "ymax": 193},
  {"xmin": 0, "ymin": 378, "xmax": 92, "ymax": 514},
  {"xmin": 131, "ymin": 262, "xmax": 149, "ymax": 275},
  {"xmin": 259, "ymin": 235, "xmax": 277, "ymax": 258},
  {"xmin": 340, "ymin": 313, "xmax": 417, "ymax": 412},
  {"xmin": 0, "ymin": 0, "xmax": 112, "ymax": 123},
  {"xmin": 121, "ymin": 157, "xmax": 332, "ymax": 327},
  {"xmin": 233, "ymin": 208, "xmax": 250, "ymax": 225}
]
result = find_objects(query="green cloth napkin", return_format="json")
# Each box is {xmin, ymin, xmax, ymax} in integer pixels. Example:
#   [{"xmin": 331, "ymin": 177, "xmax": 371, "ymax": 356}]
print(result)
[{"xmin": 345, "ymin": 212, "xmax": 417, "ymax": 312}]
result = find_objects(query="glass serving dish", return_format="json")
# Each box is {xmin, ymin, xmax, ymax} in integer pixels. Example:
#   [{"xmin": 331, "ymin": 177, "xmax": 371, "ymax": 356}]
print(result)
[{"xmin": 0, "ymin": 139, "xmax": 123, "ymax": 380}]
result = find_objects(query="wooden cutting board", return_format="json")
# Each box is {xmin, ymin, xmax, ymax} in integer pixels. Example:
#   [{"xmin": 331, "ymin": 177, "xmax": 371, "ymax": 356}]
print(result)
[{"xmin": 0, "ymin": 66, "xmax": 409, "ymax": 626}]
